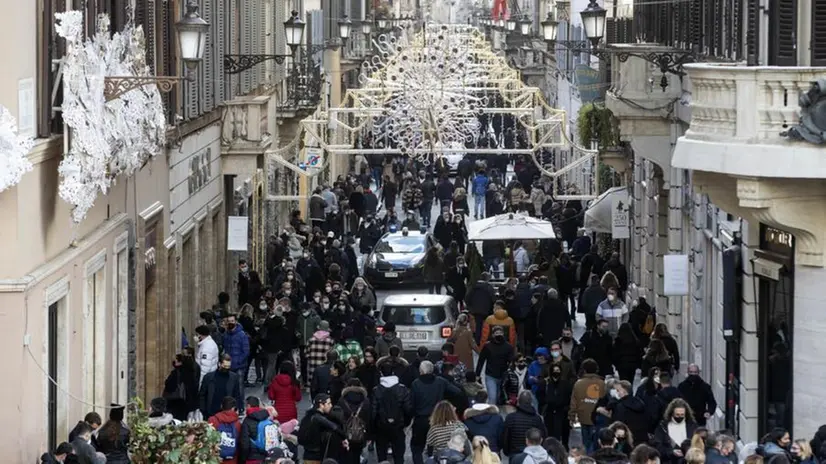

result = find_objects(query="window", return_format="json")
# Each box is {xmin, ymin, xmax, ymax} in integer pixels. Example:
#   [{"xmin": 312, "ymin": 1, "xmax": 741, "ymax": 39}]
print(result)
[
  {"xmin": 812, "ymin": 0, "xmax": 826, "ymax": 66},
  {"xmin": 47, "ymin": 301, "xmax": 59, "ymax": 452},
  {"xmin": 768, "ymin": 0, "xmax": 797, "ymax": 66},
  {"xmin": 37, "ymin": 0, "xmax": 67, "ymax": 137},
  {"xmin": 112, "ymin": 247, "xmax": 129, "ymax": 406},
  {"xmin": 382, "ymin": 305, "xmax": 447, "ymax": 326}
]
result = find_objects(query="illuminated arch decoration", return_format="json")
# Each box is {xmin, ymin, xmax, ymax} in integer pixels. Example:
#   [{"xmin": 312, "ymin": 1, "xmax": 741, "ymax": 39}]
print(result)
[{"xmin": 268, "ymin": 23, "xmax": 599, "ymax": 201}]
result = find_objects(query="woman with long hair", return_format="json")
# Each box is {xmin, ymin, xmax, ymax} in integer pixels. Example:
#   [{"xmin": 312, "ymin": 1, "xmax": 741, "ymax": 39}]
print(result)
[
  {"xmin": 472, "ymin": 436, "xmax": 501, "ymax": 464},
  {"xmin": 95, "ymin": 406, "xmax": 130, "ymax": 464},
  {"xmin": 613, "ymin": 322, "xmax": 643, "ymax": 382},
  {"xmin": 652, "ymin": 323, "xmax": 681, "ymax": 374},
  {"xmin": 451, "ymin": 313, "xmax": 479, "ymax": 370},
  {"xmin": 541, "ymin": 437, "xmax": 569, "ymax": 464},
  {"xmin": 609, "ymin": 422, "xmax": 634, "ymax": 455},
  {"xmin": 792, "ymin": 439, "xmax": 818, "ymax": 464},
  {"xmin": 423, "ymin": 246, "xmax": 446, "ymax": 295},
  {"xmin": 267, "ymin": 361, "xmax": 302, "ymax": 423},
  {"xmin": 652, "ymin": 398, "xmax": 698, "ymax": 464},
  {"xmin": 349, "ymin": 277, "xmax": 376, "ymax": 312},
  {"xmin": 642, "ymin": 339, "xmax": 674, "ymax": 376},
  {"xmin": 426, "ymin": 400, "xmax": 468, "ymax": 457}
]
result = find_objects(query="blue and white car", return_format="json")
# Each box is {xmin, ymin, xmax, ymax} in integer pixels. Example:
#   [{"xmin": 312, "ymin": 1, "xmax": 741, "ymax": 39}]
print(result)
[{"xmin": 363, "ymin": 230, "xmax": 435, "ymax": 287}]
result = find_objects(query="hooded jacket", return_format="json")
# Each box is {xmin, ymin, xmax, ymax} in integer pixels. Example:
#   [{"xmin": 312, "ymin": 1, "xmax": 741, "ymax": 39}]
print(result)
[
  {"xmin": 208, "ymin": 409, "xmax": 241, "ymax": 464},
  {"xmin": 466, "ymin": 281, "xmax": 496, "ymax": 316},
  {"xmin": 568, "ymin": 373, "xmax": 605, "ymax": 425},
  {"xmin": 526, "ymin": 349, "xmax": 550, "ymax": 396},
  {"xmin": 196, "ymin": 335, "xmax": 219, "ymax": 384},
  {"xmin": 464, "ymin": 404, "xmax": 505, "ymax": 452},
  {"xmin": 590, "ymin": 447, "xmax": 629, "ymax": 464},
  {"xmin": 223, "ymin": 324, "xmax": 251, "ymax": 370},
  {"xmin": 480, "ymin": 308, "xmax": 517, "ymax": 346},
  {"xmin": 503, "ymin": 404, "xmax": 547, "ymax": 455},
  {"xmin": 334, "ymin": 386, "xmax": 372, "ymax": 441},
  {"xmin": 267, "ymin": 374, "xmax": 302, "ymax": 423},
  {"xmin": 375, "ymin": 332, "xmax": 404, "ymax": 357},
  {"xmin": 510, "ymin": 444, "xmax": 551, "ymax": 464},
  {"xmin": 306, "ymin": 330, "xmax": 335, "ymax": 383},
  {"xmin": 371, "ymin": 375, "xmax": 414, "ymax": 429}
]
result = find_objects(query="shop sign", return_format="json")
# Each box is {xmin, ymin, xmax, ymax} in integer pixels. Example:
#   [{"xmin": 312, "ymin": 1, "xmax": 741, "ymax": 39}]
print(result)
[
  {"xmin": 188, "ymin": 147, "xmax": 213, "ymax": 196},
  {"xmin": 611, "ymin": 190, "xmax": 630, "ymax": 239},
  {"xmin": 761, "ymin": 225, "xmax": 794, "ymax": 256},
  {"xmin": 144, "ymin": 224, "xmax": 157, "ymax": 288}
]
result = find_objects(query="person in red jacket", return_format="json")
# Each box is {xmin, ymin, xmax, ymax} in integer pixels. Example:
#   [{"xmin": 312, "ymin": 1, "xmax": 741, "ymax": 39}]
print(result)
[
  {"xmin": 208, "ymin": 396, "xmax": 242, "ymax": 464},
  {"xmin": 267, "ymin": 361, "xmax": 302, "ymax": 424}
]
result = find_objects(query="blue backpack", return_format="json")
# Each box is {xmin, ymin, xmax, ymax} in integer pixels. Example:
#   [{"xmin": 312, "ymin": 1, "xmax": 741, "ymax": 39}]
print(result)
[
  {"xmin": 252, "ymin": 418, "xmax": 281, "ymax": 453},
  {"xmin": 216, "ymin": 421, "xmax": 238, "ymax": 460}
]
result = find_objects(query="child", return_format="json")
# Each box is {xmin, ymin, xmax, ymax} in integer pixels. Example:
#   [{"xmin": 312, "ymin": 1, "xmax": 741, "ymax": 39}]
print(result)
[
  {"xmin": 435, "ymin": 342, "xmax": 466, "ymax": 385},
  {"xmin": 208, "ymin": 397, "xmax": 242, "ymax": 464},
  {"xmin": 463, "ymin": 371, "xmax": 485, "ymax": 403}
]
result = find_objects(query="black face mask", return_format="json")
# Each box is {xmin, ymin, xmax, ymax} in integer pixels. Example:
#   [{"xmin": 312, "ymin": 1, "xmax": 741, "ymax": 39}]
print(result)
[
  {"xmin": 493, "ymin": 334, "xmax": 505, "ymax": 343},
  {"xmin": 562, "ymin": 336, "xmax": 572, "ymax": 342},
  {"xmin": 673, "ymin": 416, "xmax": 685, "ymax": 423}
]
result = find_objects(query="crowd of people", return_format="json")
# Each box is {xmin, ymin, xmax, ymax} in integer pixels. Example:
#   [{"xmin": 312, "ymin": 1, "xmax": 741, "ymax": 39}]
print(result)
[{"xmin": 42, "ymin": 154, "xmax": 821, "ymax": 464}]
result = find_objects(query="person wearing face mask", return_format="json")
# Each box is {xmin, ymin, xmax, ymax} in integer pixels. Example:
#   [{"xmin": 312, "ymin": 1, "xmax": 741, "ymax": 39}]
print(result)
[
  {"xmin": 238, "ymin": 259, "xmax": 254, "ymax": 308},
  {"xmin": 433, "ymin": 211, "xmax": 454, "ymax": 250},
  {"xmin": 297, "ymin": 302, "xmax": 322, "ymax": 384},
  {"xmin": 542, "ymin": 362, "xmax": 573, "ymax": 446},
  {"xmin": 222, "ymin": 314, "xmax": 251, "ymax": 395},
  {"xmin": 358, "ymin": 215, "xmax": 382, "ymax": 254},
  {"xmin": 349, "ymin": 277, "xmax": 376, "ymax": 311},
  {"xmin": 559, "ymin": 326, "xmax": 583, "ymax": 371},
  {"xmin": 652, "ymin": 399, "xmax": 697, "ymax": 464},
  {"xmin": 199, "ymin": 354, "xmax": 244, "ymax": 420},
  {"xmin": 607, "ymin": 381, "xmax": 649, "ymax": 446},
  {"xmin": 402, "ymin": 210, "xmax": 421, "ymax": 231},
  {"xmin": 608, "ymin": 423, "xmax": 634, "ymax": 455},
  {"xmin": 569, "ymin": 359, "xmax": 606, "ymax": 453},
  {"xmin": 678, "ymin": 364, "xmax": 717, "ymax": 427},
  {"xmin": 68, "ymin": 421, "xmax": 106, "ymax": 464},
  {"xmin": 476, "ymin": 326, "xmax": 515, "ymax": 405},
  {"xmin": 596, "ymin": 287, "xmax": 628, "ymax": 337},
  {"xmin": 547, "ymin": 340, "xmax": 576, "ymax": 384},
  {"xmin": 590, "ymin": 428, "xmax": 628, "ymax": 464},
  {"xmin": 261, "ymin": 305, "xmax": 291, "ymax": 385},
  {"xmin": 375, "ymin": 322, "xmax": 405, "ymax": 358},
  {"xmin": 195, "ymin": 325, "xmax": 220, "ymax": 385},
  {"xmin": 580, "ymin": 319, "xmax": 615, "ymax": 378}
]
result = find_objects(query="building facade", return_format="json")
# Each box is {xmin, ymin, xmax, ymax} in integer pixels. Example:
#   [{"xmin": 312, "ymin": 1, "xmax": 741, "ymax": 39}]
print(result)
[{"xmin": 599, "ymin": 0, "xmax": 826, "ymax": 441}]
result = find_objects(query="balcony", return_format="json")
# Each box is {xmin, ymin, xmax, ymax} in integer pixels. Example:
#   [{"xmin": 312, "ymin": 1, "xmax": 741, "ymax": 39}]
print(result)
[
  {"xmin": 673, "ymin": 63, "xmax": 826, "ymax": 179},
  {"xmin": 275, "ymin": 59, "xmax": 323, "ymax": 119}
]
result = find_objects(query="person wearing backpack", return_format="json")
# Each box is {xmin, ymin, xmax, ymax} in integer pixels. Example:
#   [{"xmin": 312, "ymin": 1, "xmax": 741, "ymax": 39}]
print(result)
[
  {"xmin": 238, "ymin": 396, "xmax": 285, "ymax": 464},
  {"xmin": 372, "ymin": 363, "xmax": 413, "ymax": 464},
  {"xmin": 208, "ymin": 396, "xmax": 242, "ymax": 464},
  {"xmin": 298, "ymin": 394, "xmax": 350, "ymax": 464},
  {"xmin": 333, "ymin": 378, "xmax": 372, "ymax": 464}
]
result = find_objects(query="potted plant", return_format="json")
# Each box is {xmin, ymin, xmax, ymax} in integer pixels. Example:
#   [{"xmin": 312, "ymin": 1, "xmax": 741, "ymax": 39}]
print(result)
[{"xmin": 128, "ymin": 399, "xmax": 222, "ymax": 463}]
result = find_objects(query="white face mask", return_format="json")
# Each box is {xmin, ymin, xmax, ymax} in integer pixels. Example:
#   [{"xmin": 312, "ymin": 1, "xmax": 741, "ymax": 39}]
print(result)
[
  {"xmin": 284, "ymin": 290, "xmax": 292, "ymax": 296},
  {"xmin": 259, "ymin": 303, "xmax": 268, "ymax": 311},
  {"xmin": 610, "ymin": 389, "xmax": 620, "ymax": 399},
  {"xmin": 322, "ymin": 303, "xmax": 330, "ymax": 309},
  {"xmin": 356, "ymin": 285, "xmax": 365, "ymax": 291},
  {"xmin": 287, "ymin": 275, "xmax": 294, "ymax": 280},
  {"xmin": 240, "ymin": 266, "xmax": 249, "ymax": 273},
  {"xmin": 607, "ymin": 294, "xmax": 616, "ymax": 302},
  {"xmin": 325, "ymin": 287, "xmax": 332, "ymax": 293}
]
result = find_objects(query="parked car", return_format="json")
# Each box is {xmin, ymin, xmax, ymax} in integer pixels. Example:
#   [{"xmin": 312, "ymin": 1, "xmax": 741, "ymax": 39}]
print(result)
[
  {"xmin": 363, "ymin": 230, "xmax": 435, "ymax": 287},
  {"xmin": 378, "ymin": 294, "xmax": 459, "ymax": 356}
]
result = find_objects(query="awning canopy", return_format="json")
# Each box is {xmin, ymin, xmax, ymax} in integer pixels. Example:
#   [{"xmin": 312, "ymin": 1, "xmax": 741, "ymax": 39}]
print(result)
[
  {"xmin": 468, "ymin": 212, "xmax": 557, "ymax": 241},
  {"xmin": 584, "ymin": 186, "xmax": 627, "ymax": 234}
]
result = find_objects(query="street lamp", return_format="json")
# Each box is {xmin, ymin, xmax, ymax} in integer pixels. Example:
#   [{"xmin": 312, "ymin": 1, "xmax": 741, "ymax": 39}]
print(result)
[
  {"xmin": 497, "ymin": 18, "xmax": 505, "ymax": 29},
  {"xmin": 519, "ymin": 16, "xmax": 532, "ymax": 35},
  {"xmin": 338, "ymin": 15, "xmax": 353, "ymax": 41},
  {"xmin": 580, "ymin": 0, "xmax": 607, "ymax": 46},
  {"xmin": 361, "ymin": 16, "xmax": 373, "ymax": 35},
  {"xmin": 376, "ymin": 16, "xmax": 389, "ymax": 31},
  {"xmin": 284, "ymin": 10, "xmax": 306, "ymax": 52},
  {"xmin": 103, "ymin": 0, "xmax": 209, "ymax": 101},
  {"xmin": 541, "ymin": 13, "xmax": 559, "ymax": 42},
  {"xmin": 506, "ymin": 18, "xmax": 517, "ymax": 32}
]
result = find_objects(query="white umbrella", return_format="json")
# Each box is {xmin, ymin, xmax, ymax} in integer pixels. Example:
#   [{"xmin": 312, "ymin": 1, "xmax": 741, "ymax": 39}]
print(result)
[
  {"xmin": 583, "ymin": 186, "xmax": 626, "ymax": 234},
  {"xmin": 468, "ymin": 212, "xmax": 557, "ymax": 241}
]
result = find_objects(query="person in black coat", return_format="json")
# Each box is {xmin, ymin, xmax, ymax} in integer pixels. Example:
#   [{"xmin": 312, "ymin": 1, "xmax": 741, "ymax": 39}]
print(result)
[
  {"xmin": 652, "ymin": 324, "xmax": 681, "ymax": 375},
  {"xmin": 580, "ymin": 320, "xmax": 614, "ymax": 378},
  {"xmin": 503, "ymin": 391, "xmax": 547, "ymax": 456},
  {"xmin": 381, "ymin": 176, "xmax": 399, "ymax": 210},
  {"xmin": 446, "ymin": 258, "xmax": 470, "ymax": 305},
  {"xmin": 544, "ymin": 363, "xmax": 573, "ymax": 448},
  {"xmin": 355, "ymin": 348, "xmax": 380, "ymax": 396},
  {"xmin": 372, "ymin": 364, "xmax": 414, "ymax": 464},
  {"xmin": 627, "ymin": 297, "xmax": 656, "ymax": 346},
  {"xmin": 601, "ymin": 253, "xmax": 629, "ymax": 294},
  {"xmin": 556, "ymin": 254, "xmax": 578, "ymax": 322},
  {"xmin": 580, "ymin": 275, "xmax": 608, "ymax": 329},
  {"xmin": 162, "ymin": 354, "xmax": 200, "ymax": 421},
  {"xmin": 578, "ymin": 246, "xmax": 605, "ymax": 289},
  {"xmin": 299, "ymin": 393, "xmax": 349, "ymax": 463},
  {"xmin": 466, "ymin": 276, "xmax": 497, "ymax": 339},
  {"xmin": 332, "ymin": 380, "xmax": 373, "ymax": 464},
  {"xmin": 652, "ymin": 399, "xmax": 698, "ymax": 464},
  {"xmin": 237, "ymin": 396, "xmax": 276, "ymax": 464},
  {"xmin": 612, "ymin": 323, "xmax": 643, "ymax": 382},
  {"xmin": 591, "ymin": 428, "xmax": 630, "ymax": 464},
  {"xmin": 610, "ymin": 380, "xmax": 651, "ymax": 445},
  {"xmin": 536, "ymin": 289, "xmax": 569, "ymax": 347},
  {"xmin": 677, "ymin": 364, "xmax": 717, "ymax": 426},
  {"xmin": 411, "ymin": 362, "xmax": 463, "ymax": 464}
]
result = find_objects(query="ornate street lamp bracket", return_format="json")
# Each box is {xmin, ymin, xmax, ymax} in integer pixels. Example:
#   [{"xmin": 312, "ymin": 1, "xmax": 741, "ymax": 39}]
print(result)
[
  {"xmin": 223, "ymin": 54, "xmax": 291, "ymax": 74},
  {"xmin": 103, "ymin": 75, "xmax": 187, "ymax": 102}
]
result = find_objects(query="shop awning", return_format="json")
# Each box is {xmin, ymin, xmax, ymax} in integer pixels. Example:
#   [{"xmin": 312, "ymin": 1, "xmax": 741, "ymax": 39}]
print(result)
[
  {"xmin": 468, "ymin": 212, "xmax": 557, "ymax": 241},
  {"xmin": 584, "ymin": 186, "xmax": 627, "ymax": 234}
]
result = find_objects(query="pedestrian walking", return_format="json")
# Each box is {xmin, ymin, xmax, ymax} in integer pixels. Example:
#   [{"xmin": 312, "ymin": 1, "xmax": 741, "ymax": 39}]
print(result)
[
  {"xmin": 372, "ymin": 363, "xmax": 413, "ymax": 464},
  {"xmin": 569, "ymin": 359, "xmax": 606, "ymax": 453},
  {"xmin": 307, "ymin": 321, "xmax": 336, "ymax": 387},
  {"xmin": 426, "ymin": 400, "xmax": 469, "ymax": 457},
  {"xmin": 298, "ymin": 394, "xmax": 350, "ymax": 464},
  {"xmin": 476, "ymin": 326, "xmax": 514, "ymax": 405},
  {"xmin": 199, "ymin": 354, "xmax": 244, "ymax": 420},
  {"xmin": 267, "ymin": 361, "xmax": 302, "ymax": 425},
  {"xmin": 503, "ymin": 392, "xmax": 547, "ymax": 457},
  {"xmin": 411, "ymin": 361, "xmax": 464, "ymax": 464}
]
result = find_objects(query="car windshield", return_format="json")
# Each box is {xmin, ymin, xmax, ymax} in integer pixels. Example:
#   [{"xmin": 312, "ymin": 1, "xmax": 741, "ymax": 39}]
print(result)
[
  {"xmin": 382, "ymin": 305, "xmax": 447, "ymax": 326},
  {"xmin": 373, "ymin": 235, "xmax": 426, "ymax": 254}
]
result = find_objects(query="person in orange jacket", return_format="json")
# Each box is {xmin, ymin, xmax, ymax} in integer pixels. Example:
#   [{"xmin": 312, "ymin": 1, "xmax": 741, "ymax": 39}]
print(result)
[{"xmin": 480, "ymin": 300, "xmax": 517, "ymax": 346}]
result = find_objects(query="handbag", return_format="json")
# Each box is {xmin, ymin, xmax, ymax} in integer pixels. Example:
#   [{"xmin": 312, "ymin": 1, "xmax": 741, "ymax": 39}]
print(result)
[{"xmin": 163, "ymin": 371, "xmax": 186, "ymax": 401}]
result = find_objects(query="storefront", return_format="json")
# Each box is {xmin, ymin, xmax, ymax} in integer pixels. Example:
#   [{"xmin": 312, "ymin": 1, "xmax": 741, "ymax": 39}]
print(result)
[{"xmin": 753, "ymin": 224, "xmax": 794, "ymax": 436}]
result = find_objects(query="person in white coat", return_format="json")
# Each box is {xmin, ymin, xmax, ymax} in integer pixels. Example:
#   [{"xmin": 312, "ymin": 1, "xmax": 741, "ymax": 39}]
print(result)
[{"xmin": 195, "ymin": 325, "xmax": 219, "ymax": 386}]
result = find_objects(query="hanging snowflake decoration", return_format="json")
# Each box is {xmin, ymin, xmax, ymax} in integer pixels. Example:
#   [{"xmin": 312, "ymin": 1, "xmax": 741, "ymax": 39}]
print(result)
[
  {"xmin": 0, "ymin": 105, "xmax": 34, "ymax": 193},
  {"xmin": 56, "ymin": 11, "xmax": 166, "ymax": 223},
  {"xmin": 359, "ymin": 25, "xmax": 488, "ymax": 159}
]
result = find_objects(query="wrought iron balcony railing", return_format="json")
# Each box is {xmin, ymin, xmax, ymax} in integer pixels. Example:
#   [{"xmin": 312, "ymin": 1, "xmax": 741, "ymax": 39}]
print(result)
[{"xmin": 276, "ymin": 50, "xmax": 323, "ymax": 114}]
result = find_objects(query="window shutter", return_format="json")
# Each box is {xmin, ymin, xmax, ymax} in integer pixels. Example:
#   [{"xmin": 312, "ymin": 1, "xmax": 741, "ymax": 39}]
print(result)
[
  {"xmin": 214, "ymin": 0, "xmax": 225, "ymax": 105},
  {"xmin": 746, "ymin": 0, "xmax": 759, "ymax": 63},
  {"xmin": 769, "ymin": 0, "xmax": 797, "ymax": 65},
  {"xmin": 135, "ymin": 0, "xmax": 155, "ymax": 71},
  {"xmin": 606, "ymin": 18, "xmax": 617, "ymax": 44},
  {"xmin": 202, "ymin": 0, "xmax": 214, "ymax": 112},
  {"xmin": 812, "ymin": 0, "xmax": 826, "ymax": 65}
]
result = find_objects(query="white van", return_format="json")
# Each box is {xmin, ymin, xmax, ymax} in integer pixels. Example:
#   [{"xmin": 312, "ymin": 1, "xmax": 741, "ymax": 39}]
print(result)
[{"xmin": 378, "ymin": 294, "xmax": 459, "ymax": 356}]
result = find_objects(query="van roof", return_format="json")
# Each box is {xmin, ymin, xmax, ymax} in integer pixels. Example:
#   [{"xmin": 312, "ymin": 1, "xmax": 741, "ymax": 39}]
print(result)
[{"xmin": 382, "ymin": 294, "xmax": 454, "ymax": 306}]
